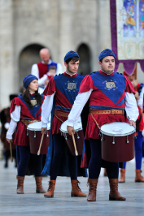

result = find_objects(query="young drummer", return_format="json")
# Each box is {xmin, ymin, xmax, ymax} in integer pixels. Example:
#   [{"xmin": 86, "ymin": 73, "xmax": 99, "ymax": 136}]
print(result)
[
  {"xmin": 41, "ymin": 51, "xmax": 86, "ymax": 198},
  {"xmin": 66, "ymin": 49, "xmax": 138, "ymax": 202},
  {"xmin": 6, "ymin": 74, "xmax": 46, "ymax": 194}
]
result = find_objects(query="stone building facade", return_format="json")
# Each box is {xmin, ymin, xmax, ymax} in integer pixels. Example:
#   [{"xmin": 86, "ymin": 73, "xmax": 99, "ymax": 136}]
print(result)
[{"xmin": 0, "ymin": 0, "xmax": 143, "ymax": 108}]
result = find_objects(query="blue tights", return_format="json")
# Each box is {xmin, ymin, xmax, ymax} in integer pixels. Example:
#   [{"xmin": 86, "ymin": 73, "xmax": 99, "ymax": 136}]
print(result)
[
  {"xmin": 50, "ymin": 133, "xmax": 77, "ymax": 180},
  {"xmin": 16, "ymin": 145, "xmax": 43, "ymax": 177}
]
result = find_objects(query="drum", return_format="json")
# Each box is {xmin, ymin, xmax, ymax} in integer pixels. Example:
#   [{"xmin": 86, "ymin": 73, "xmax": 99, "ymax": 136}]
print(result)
[
  {"xmin": 60, "ymin": 121, "xmax": 84, "ymax": 156},
  {"xmin": 100, "ymin": 122, "xmax": 136, "ymax": 162},
  {"xmin": 27, "ymin": 121, "xmax": 50, "ymax": 155}
]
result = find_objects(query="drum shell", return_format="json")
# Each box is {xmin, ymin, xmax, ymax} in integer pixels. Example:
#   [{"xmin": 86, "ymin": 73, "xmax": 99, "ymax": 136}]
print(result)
[
  {"xmin": 63, "ymin": 130, "xmax": 84, "ymax": 156},
  {"xmin": 28, "ymin": 130, "xmax": 50, "ymax": 154},
  {"xmin": 101, "ymin": 133, "xmax": 135, "ymax": 162}
]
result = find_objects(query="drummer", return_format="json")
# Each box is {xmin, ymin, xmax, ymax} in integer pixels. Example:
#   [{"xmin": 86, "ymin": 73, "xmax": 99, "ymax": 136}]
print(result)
[
  {"xmin": 66, "ymin": 49, "xmax": 139, "ymax": 202},
  {"xmin": 6, "ymin": 74, "xmax": 46, "ymax": 194},
  {"xmin": 41, "ymin": 50, "xmax": 86, "ymax": 198}
]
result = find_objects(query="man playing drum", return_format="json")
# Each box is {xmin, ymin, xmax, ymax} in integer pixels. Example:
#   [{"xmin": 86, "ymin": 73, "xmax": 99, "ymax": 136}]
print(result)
[
  {"xmin": 66, "ymin": 49, "xmax": 138, "ymax": 202},
  {"xmin": 41, "ymin": 51, "xmax": 86, "ymax": 198}
]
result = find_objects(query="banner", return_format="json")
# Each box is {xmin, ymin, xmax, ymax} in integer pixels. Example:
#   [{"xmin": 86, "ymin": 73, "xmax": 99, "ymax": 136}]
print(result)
[
  {"xmin": 116, "ymin": 0, "xmax": 144, "ymax": 60},
  {"xmin": 110, "ymin": 0, "xmax": 144, "ymax": 74}
]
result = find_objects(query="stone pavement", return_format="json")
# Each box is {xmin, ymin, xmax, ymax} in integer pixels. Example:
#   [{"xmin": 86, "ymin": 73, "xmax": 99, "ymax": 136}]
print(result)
[{"xmin": 0, "ymin": 158, "xmax": 144, "ymax": 216}]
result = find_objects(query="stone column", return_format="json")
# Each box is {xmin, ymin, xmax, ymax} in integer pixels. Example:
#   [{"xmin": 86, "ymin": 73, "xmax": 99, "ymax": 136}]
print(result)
[{"xmin": 0, "ymin": 0, "xmax": 14, "ymax": 108}]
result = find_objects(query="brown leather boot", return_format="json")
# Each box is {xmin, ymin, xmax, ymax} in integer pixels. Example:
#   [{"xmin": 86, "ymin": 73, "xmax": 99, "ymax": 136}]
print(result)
[
  {"xmin": 135, "ymin": 170, "xmax": 144, "ymax": 182},
  {"xmin": 71, "ymin": 180, "xmax": 86, "ymax": 197},
  {"xmin": 104, "ymin": 168, "xmax": 107, "ymax": 177},
  {"xmin": 35, "ymin": 177, "xmax": 46, "ymax": 193},
  {"xmin": 109, "ymin": 179, "xmax": 126, "ymax": 201},
  {"xmin": 17, "ymin": 176, "xmax": 24, "ymax": 194},
  {"xmin": 44, "ymin": 180, "xmax": 56, "ymax": 198},
  {"xmin": 87, "ymin": 179, "xmax": 98, "ymax": 202},
  {"xmin": 119, "ymin": 169, "xmax": 126, "ymax": 183}
]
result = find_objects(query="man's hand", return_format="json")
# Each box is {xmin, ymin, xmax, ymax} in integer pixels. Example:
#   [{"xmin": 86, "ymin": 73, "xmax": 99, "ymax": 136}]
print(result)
[
  {"xmin": 67, "ymin": 126, "xmax": 75, "ymax": 135},
  {"xmin": 41, "ymin": 127, "xmax": 47, "ymax": 134},
  {"xmin": 129, "ymin": 120, "xmax": 136, "ymax": 128},
  {"xmin": 6, "ymin": 138, "xmax": 12, "ymax": 144}
]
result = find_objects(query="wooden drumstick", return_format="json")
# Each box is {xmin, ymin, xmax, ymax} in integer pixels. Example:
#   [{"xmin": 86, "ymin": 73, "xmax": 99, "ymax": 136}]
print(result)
[
  {"xmin": 37, "ymin": 131, "xmax": 45, "ymax": 155},
  {"xmin": 71, "ymin": 132, "xmax": 78, "ymax": 156},
  {"xmin": 10, "ymin": 141, "xmax": 13, "ymax": 162}
]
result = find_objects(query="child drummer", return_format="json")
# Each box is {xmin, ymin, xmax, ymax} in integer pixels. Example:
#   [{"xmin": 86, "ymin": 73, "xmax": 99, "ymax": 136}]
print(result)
[{"xmin": 6, "ymin": 74, "xmax": 46, "ymax": 194}]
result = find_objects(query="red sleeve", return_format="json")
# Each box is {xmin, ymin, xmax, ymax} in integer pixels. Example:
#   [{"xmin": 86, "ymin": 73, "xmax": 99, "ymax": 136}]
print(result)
[
  {"xmin": 137, "ymin": 83, "xmax": 140, "ymax": 91},
  {"xmin": 10, "ymin": 97, "xmax": 21, "ymax": 113},
  {"xmin": 124, "ymin": 75, "xmax": 135, "ymax": 94},
  {"xmin": 43, "ymin": 77, "xmax": 56, "ymax": 96},
  {"xmin": 79, "ymin": 75, "xmax": 93, "ymax": 93}
]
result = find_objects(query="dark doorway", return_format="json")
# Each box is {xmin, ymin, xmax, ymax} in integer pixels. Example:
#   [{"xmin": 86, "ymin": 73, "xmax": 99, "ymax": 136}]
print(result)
[
  {"xmin": 19, "ymin": 44, "xmax": 46, "ymax": 89},
  {"xmin": 77, "ymin": 43, "xmax": 91, "ymax": 75}
]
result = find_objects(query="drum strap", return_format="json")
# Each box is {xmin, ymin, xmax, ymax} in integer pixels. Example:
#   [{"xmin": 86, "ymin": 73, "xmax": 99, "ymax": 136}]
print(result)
[
  {"xmin": 21, "ymin": 119, "xmax": 40, "ymax": 126},
  {"xmin": 54, "ymin": 114, "xmax": 63, "ymax": 123},
  {"xmin": 54, "ymin": 110, "xmax": 69, "ymax": 123},
  {"xmin": 90, "ymin": 114, "xmax": 100, "ymax": 129}
]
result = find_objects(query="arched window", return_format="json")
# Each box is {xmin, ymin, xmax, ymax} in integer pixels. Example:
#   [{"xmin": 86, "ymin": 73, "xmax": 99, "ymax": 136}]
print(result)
[
  {"xmin": 77, "ymin": 43, "xmax": 91, "ymax": 75},
  {"xmin": 19, "ymin": 44, "xmax": 46, "ymax": 88}
]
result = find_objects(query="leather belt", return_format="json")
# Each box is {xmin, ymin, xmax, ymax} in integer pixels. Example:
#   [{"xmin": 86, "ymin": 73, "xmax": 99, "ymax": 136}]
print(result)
[
  {"xmin": 54, "ymin": 110, "xmax": 69, "ymax": 118},
  {"xmin": 90, "ymin": 109, "xmax": 124, "ymax": 115},
  {"xmin": 21, "ymin": 119, "xmax": 40, "ymax": 126}
]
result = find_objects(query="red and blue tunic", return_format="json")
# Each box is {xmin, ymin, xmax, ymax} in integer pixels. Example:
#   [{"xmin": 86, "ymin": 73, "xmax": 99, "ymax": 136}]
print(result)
[
  {"xmin": 43, "ymin": 72, "xmax": 84, "ymax": 134},
  {"xmin": 10, "ymin": 94, "xmax": 44, "ymax": 146},
  {"xmin": 79, "ymin": 70, "xmax": 135, "ymax": 139}
]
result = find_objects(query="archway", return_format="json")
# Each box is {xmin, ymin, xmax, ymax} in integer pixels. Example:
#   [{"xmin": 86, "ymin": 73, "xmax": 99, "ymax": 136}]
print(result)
[
  {"xmin": 77, "ymin": 43, "xmax": 91, "ymax": 75},
  {"xmin": 19, "ymin": 44, "xmax": 46, "ymax": 90}
]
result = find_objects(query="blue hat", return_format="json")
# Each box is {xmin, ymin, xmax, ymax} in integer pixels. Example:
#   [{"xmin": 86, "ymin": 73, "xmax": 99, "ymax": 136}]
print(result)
[
  {"xmin": 64, "ymin": 50, "xmax": 80, "ymax": 62},
  {"xmin": 23, "ymin": 74, "xmax": 38, "ymax": 89},
  {"xmin": 99, "ymin": 49, "xmax": 116, "ymax": 61}
]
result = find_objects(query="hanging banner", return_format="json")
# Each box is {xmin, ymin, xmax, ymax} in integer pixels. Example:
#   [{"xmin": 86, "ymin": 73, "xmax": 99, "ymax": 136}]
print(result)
[
  {"xmin": 110, "ymin": 0, "xmax": 144, "ymax": 74},
  {"xmin": 116, "ymin": 0, "xmax": 144, "ymax": 60}
]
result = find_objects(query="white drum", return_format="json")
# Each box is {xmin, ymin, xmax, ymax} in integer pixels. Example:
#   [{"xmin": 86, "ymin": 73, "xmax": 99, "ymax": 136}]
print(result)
[
  {"xmin": 60, "ymin": 121, "xmax": 84, "ymax": 156},
  {"xmin": 27, "ymin": 121, "xmax": 50, "ymax": 154}
]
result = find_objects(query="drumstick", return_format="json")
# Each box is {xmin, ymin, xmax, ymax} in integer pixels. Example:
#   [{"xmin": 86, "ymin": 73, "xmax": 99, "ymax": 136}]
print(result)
[
  {"xmin": 37, "ymin": 131, "xmax": 45, "ymax": 155},
  {"xmin": 10, "ymin": 141, "xmax": 13, "ymax": 162},
  {"xmin": 71, "ymin": 132, "xmax": 78, "ymax": 156}
]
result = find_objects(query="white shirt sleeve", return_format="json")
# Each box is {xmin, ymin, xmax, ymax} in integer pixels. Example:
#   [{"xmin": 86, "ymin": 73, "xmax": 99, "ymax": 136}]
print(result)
[
  {"xmin": 138, "ymin": 86, "xmax": 144, "ymax": 110},
  {"xmin": 6, "ymin": 105, "xmax": 21, "ymax": 139},
  {"xmin": 31, "ymin": 63, "xmax": 48, "ymax": 85},
  {"xmin": 125, "ymin": 92, "xmax": 139, "ymax": 121},
  {"xmin": 31, "ymin": 64, "xmax": 39, "ymax": 78},
  {"xmin": 67, "ymin": 89, "xmax": 93, "ymax": 127},
  {"xmin": 56, "ymin": 63, "xmax": 63, "ymax": 75},
  {"xmin": 41, "ymin": 93, "xmax": 56, "ymax": 127}
]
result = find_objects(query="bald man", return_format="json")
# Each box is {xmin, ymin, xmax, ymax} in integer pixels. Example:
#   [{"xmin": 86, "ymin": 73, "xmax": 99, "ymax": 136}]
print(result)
[{"xmin": 31, "ymin": 48, "xmax": 63, "ymax": 93}]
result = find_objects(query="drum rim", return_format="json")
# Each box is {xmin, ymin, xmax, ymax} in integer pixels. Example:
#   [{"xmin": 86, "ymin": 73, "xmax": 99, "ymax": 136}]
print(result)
[
  {"xmin": 27, "ymin": 121, "xmax": 50, "ymax": 131},
  {"xmin": 60, "ymin": 127, "xmax": 82, "ymax": 133},
  {"xmin": 100, "ymin": 122, "xmax": 136, "ymax": 137}
]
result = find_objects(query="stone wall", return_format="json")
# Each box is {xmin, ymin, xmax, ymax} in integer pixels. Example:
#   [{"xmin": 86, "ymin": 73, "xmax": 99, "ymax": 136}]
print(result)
[{"xmin": 0, "ymin": 0, "xmax": 143, "ymax": 109}]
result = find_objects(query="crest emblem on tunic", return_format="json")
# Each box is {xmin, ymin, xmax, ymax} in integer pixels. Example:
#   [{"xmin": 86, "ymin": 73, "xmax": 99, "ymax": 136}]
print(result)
[
  {"xmin": 103, "ymin": 80, "xmax": 118, "ymax": 91},
  {"xmin": 31, "ymin": 99, "xmax": 37, "ymax": 106},
  {"xmin": 65, "ymin": 80, "xmax": 77, "ymax": 92}
]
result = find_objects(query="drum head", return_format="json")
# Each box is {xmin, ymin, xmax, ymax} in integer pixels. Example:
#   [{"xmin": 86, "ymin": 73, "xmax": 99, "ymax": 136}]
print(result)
[
  {"xmin": 100, "ymin": 122, "xmax": 135, "ymax": 137},
  {"xmin": 27, "ymin": 121, "xmax": 50, "ymax": 131},
  {"xmin": 60, "ymin": 121, "xmax": 82, "ymax": 133}
]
